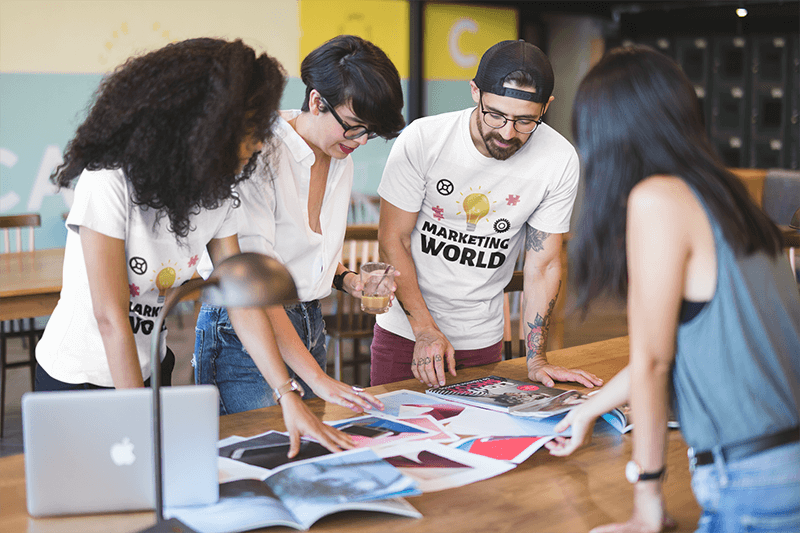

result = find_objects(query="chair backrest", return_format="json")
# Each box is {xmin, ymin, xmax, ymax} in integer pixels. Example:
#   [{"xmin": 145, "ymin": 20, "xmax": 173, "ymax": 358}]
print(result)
[
  {"xmin": 762, "ymin": 169, "xmax": 800, "ymax": 226},
  {"xmin": 0, "ymin": 213, "xmax": 41, "ymax": 253},
  {"xmin": 342, "ymin": 224, "xmax": 380, "ymax": 268},
  {"xmin": 336, "ymin": 224, "xmax": 381, "ymax": 332}
]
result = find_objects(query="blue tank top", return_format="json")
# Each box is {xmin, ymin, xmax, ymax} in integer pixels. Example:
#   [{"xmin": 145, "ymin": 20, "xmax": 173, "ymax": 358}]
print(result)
[{"xmin": 671, "ymin": 190, "xmax": 800, "ymax": 451}]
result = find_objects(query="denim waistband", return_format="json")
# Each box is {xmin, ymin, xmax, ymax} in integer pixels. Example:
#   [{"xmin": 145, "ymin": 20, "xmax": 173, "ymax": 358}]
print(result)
[
  {"xmin": 689, "ymin": 425, "xmax": 800, "ymax": 469},
  {"xmin": 283, "ymin": 299, "xmax": 320, "ymax": 312}
]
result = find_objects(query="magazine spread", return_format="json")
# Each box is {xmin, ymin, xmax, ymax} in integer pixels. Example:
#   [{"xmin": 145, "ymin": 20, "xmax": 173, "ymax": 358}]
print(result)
[
  {"xmin": 166, "ymin": 448, "xmax": 421, "ymax": 532},
  {"xmin": 371, "ymin": 389, "xmax": 576, "ymax": 437},
  {"xmin": 426, "ymin": 375, "xmax": 587, "ymax": 418}
]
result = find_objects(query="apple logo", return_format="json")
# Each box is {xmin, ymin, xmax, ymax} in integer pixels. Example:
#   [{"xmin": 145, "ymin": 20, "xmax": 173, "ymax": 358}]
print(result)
[{"xmin": 110, "ymin": 437, "xmax": 136, "ymax": 466}]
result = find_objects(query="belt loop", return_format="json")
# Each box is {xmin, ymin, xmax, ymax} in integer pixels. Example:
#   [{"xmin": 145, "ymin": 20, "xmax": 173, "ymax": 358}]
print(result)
[
  {"xmin": 712, "ymin": 444, "xmax": 729, "ymax": 487},
  {"xmin": 687, "ymin": 447, "xmax": 697, "ymax": 472}
]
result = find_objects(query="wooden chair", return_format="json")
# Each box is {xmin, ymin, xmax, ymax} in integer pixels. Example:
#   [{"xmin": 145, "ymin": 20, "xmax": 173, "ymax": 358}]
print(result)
[
  {"xmin": 323, "ymin": 224, "xmax": 380, "ymax": 385},
  {"xmin": 1, "ymin": 213, "xmax": 44, "ymax": 437},
  {"xmin": 731, "ymin": 168, "xmax": 800, "ymax": 281}
]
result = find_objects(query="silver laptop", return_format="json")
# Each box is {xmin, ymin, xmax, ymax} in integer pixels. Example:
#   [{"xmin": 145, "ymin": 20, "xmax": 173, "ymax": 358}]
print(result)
[{"xmin": 22, "ymin": 385, "xmax": 219, "ymax": 517}]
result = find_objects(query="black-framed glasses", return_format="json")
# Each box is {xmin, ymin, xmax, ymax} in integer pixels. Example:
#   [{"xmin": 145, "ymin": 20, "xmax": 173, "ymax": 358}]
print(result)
[
  {"xmin": 318, "ymin": 94, "xmax": 378, "ymax": 140},
  {"xmin": 479, "ymin": 93, "xmax": 543, "ymax": 134}
]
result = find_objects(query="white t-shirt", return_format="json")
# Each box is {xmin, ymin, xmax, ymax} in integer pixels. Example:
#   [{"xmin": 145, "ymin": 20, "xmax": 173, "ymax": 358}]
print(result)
[
  {"xmin": 376, "ymin": 108, "xmax": 579, "ymax": 350},
  {"xmin": 198, "ymin": 111, "xmax": 353, "ymax": 302},
  {"xmin": 36, "ymin": 168, "xmax": 238, "ymax": 386}
]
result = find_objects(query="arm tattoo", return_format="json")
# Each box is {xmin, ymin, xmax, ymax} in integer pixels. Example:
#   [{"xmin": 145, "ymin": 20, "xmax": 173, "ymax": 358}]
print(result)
[
  {"xmin": 525, "ymin": 225, "xmax": 551, "ymax": 252},
  {"xmin": 397, "ymin": 298, "xmax": 412, "ymax": 317},
  {"xmin": 526, "ymin": 280, "xmax": 561, "ymax": 361}
]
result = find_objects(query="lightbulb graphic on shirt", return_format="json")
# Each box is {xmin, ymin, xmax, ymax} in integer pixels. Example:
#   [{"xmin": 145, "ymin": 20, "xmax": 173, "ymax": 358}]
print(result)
[
  {"xmin": 155, "ymin": 267, "xmax": 176, "ymax": 304},
  {"xmin": 463, "ymin": 193, "xmax": 490, "ymax": 232}
]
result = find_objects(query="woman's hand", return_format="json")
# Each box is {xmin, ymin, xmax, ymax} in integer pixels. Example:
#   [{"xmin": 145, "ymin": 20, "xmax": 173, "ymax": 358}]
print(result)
[
  {"xmin": 545, "ymin": 403, "xmax": 598, "ymax": 456},
  {"xmin": 343, "ymin": 270, "xmax": 364, "ymax": 297},
  {"xmin": 305, "ymin": 372, "xmax": 385, "ymax": 413},
  {"xmin": 344, "ymin": 268, "xmax": 400, "ymax": 309},
  {"xmin": 589, "ymin": 482, "xmax": 675, "ymax": 533},
  {"xmin": 278, "ymin": 392, "xmax": 355, "ymax": 457}
]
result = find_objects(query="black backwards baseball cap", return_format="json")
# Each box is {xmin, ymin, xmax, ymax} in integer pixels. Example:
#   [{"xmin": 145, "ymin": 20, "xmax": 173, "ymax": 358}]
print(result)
[{"xmin": 473, "ymin": 40, "xmax": 554, "ymax": 104}]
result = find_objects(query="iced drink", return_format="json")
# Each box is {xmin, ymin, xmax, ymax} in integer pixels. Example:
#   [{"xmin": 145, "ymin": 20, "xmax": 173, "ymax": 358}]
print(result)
[{"xmin": 360, "ymin": 262, "xmax": 396, "ymax": 314}]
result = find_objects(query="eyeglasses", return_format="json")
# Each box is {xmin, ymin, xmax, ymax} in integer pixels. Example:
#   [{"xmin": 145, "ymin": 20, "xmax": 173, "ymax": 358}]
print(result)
[
  {"xmin": 479, "ymin": 93, "xmax": 543, "ymax": 134},
  {"xmin": 318, "ymin": 94, "xmax": 378, "ymax": 140}
]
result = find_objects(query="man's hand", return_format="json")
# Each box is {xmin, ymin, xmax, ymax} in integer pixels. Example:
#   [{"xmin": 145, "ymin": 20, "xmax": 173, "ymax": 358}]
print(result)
[
  {"xmin": 527, "ymin": 357, "xmax": 603, "ymax": 388},
  {"xmin": 410, "ymin": 327, "xmax": 456, "ymax": 387}
]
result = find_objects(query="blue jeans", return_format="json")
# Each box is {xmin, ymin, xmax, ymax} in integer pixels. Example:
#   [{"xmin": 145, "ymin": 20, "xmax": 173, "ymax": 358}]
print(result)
[
  {"xmin": 690, "ymin": 441, "xmax": 800, "ymax": 533},
  {"xmin": 193, "ymin": 301, "xmax": 327, "ymax": 415}
]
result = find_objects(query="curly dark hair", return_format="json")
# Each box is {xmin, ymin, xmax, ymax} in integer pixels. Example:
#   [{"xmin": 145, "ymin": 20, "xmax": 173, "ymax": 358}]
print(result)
[{"xmin": 53, "ymin": 37, "xmax": 286, "ymax": 239}]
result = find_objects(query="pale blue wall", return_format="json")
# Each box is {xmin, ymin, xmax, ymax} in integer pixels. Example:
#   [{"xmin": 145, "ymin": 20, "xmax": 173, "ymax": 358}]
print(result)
[{"xmin": 0, "ymin": 75, "xmax": 436, "ymax": 249}]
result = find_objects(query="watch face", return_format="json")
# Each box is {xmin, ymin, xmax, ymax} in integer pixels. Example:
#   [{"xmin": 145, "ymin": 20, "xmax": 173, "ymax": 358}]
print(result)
[{"xmin": 625, "ymin": 460, "xmax": 640, "ymax": 483}]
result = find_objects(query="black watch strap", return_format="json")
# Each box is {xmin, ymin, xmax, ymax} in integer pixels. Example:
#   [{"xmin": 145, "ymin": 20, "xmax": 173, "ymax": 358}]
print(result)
[{"xmin": 332, "ymin": 270, "xmax": 356, "ymax": 291}]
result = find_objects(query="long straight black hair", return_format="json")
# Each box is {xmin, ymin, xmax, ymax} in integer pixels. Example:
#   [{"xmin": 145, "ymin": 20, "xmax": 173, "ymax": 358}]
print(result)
[{"xmin": 570, "ymin": 45, "xmax": 782, "ymax": 310}]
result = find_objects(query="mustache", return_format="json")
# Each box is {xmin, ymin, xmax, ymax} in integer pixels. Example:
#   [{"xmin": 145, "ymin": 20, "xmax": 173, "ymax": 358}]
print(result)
[{"xmin": 485, "ymin": 131, "xmax": 522, "ymax": 149}]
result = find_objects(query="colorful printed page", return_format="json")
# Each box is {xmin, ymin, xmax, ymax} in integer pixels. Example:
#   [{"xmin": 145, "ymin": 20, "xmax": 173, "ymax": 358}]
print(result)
[
  {"xmin": 328, "ymin": 415, "xmax": 441, "ymax": 447},
  {"xmin": 372, "ymin": 389, "xmax": 574, "ymax": 437},
  {"xmin": 394, "ymin": 415, "xmax": 459, "ymax": 443},
  {"xmin": 219, "ymin": 431, "xmax": 331, "ymax": 471},
  {"xmin": 374, "ymin": 440, "xmax": 515, "ymax": 493},
  {"xmin": 452, "ymin": 435, "xmax": 555, "ymax": 464}
]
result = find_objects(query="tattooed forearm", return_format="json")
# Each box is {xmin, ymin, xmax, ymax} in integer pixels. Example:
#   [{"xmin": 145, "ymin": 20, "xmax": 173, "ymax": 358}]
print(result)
[
  {"xmin": 397, "ymin": 298, "xmax": 412, "ymax": 317},
  {"xmin": 526, "ymin": 280, "xmax": 561, "ymax": 361},
  {"xmin": 526, "ymin": 314, "xmax": 548, "ymax": 361},
  {"xmin": 525, "ymin": 226, "xmax": 550, "ymax": 252}
]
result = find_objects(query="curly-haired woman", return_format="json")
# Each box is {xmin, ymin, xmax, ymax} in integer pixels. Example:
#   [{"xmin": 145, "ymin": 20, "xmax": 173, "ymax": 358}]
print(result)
[
  {"xmin": 35, "ymin": 38, "xmax": 355, "ymax": 455},
  {"xmin": 195, "ymin": 35, "xmax": 404, "ymax": 414}
]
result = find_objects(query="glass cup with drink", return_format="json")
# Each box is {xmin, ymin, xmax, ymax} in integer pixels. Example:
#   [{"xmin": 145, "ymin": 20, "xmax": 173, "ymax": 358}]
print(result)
[{"xmin": 359, "ymin": 262, "xmax": 396, "ymax": 314}]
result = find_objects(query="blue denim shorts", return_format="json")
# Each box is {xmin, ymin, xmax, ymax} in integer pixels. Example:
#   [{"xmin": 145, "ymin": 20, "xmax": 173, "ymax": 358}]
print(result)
[
  {"xmin": 690, "ymin": 441, "xmax": 800, "ymax": 533},
  {"xmin": 193, "ymin": 301, "xmax": 327, "ymax": 415}
]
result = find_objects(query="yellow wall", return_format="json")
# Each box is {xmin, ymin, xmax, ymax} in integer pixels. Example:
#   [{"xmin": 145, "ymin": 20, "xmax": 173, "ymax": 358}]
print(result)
[
  {"xmin": 424, "ymin": 2, "xmax": 517, "ymax": 80},
  {"xmin": 0, "ymin": 0, "xmax": 300, "ymax": 75},
  {"xmin": 299, "ymin": 0, "xmax": 409, "ymax": 77}
]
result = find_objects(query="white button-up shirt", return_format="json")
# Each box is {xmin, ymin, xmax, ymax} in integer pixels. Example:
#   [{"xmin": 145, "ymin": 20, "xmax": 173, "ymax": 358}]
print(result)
[{"xmin": 199, "ymin": 111, "xmax": 353, "ymax": 302}]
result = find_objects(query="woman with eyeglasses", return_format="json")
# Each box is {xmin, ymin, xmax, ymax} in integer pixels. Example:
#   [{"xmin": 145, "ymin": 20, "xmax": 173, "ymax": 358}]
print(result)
[{"xmin": 195, "ymin": 35, "xmax": 405, "ymax": 415}]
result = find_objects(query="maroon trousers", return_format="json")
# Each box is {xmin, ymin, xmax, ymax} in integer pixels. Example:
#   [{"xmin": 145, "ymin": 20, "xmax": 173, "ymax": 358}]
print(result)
[{"xmin": 369, "ymin": 324, "xmax": 502, "ymax": 386}]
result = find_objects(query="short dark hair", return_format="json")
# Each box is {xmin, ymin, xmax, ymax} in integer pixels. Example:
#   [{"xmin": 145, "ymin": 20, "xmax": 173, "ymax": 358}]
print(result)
[
  {"xmin": 570, "ymin": 45, "xmax": 781, "ymax": 309},
  {"xmin": 53, "ymin": 38, "xmax": 286, "ymax": 239},
  {"xmin": 300, "ymin": 35, "xmax": 405, "ymax": 139}
]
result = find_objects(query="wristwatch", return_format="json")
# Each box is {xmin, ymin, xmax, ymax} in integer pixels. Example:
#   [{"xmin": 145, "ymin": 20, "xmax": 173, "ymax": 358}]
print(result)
[
  {"xmin": 625, "ymin": 460, "xmax": 666, "ymax": 483},
  {"xmin": 272, "ymin": 378, "xmax": 305, "ymax": 404},
  {"xmin": 332, "ymin": 270, "xmax": 356, "ymax": 291}
]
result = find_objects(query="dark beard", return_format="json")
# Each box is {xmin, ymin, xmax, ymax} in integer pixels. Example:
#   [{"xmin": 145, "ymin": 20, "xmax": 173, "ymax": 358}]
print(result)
[{"xmin": 477, "ymin": 119, "xmax": 524, "ymax": 160}]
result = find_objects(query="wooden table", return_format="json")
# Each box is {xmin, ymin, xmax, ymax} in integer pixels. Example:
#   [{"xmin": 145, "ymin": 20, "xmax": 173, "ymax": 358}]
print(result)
[
  {"xmin": 0, "ymin": 249, "xmax": 64, "ymax": 322},
  {"xmin": 0, "ymin": 336, "xmax": 702, "ymax": 533}
]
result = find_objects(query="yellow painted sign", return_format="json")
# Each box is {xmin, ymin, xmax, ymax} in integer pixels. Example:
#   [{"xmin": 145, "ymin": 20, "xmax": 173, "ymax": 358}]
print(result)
[
  {"xmin": 424, "ymin": 3, "xmax": 517, "ymax": 80},
  {"xmin": 299, "ymin": 0, "xmax": 409, "ymax": 78}
]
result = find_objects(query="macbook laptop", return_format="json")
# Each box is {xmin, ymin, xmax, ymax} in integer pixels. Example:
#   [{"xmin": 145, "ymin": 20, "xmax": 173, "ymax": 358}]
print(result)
[{"xmin": 22, "ymin": 385, "xmax": 219, "ymax": 517}]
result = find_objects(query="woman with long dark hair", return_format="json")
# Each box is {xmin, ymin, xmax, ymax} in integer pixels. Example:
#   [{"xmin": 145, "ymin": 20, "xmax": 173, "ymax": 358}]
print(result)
[
  {"xmin": 37, "ymin": 38, "xmax": 354, "ymax": 455},
  {"xmin": 546, "ymin": 45, "xmax": 799, "ymax": 532}
]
